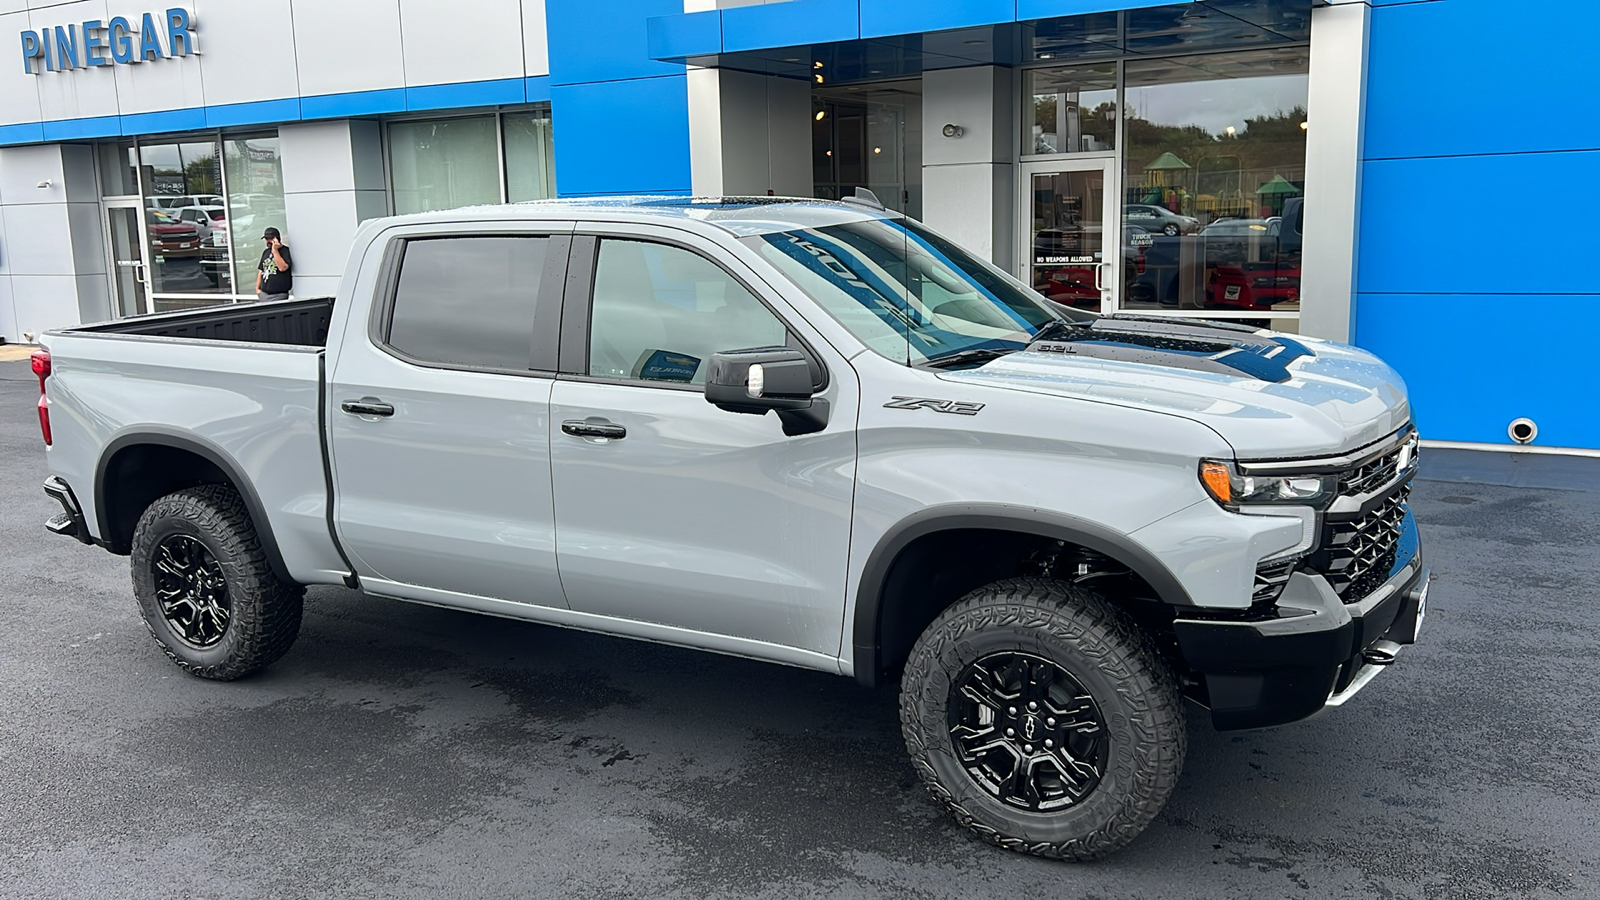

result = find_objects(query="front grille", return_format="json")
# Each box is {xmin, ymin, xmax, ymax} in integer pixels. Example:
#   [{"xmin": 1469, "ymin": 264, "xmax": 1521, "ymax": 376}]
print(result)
[
  {"xmin": 1306, "ymin": 484, "xmax": 1411, "ymax": 601},
  {"xmin": 1340, "ymin": 445, "xmax": 1404, "ymax": 496}
]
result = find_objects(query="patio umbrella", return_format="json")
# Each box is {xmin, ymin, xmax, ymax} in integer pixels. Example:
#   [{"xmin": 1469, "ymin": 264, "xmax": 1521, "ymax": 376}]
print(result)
[
  {"xmin": 1255, "ymin": 175, "xmax": 1301, "ymax": 195},
  {"xmin": 1143, "ymin": 151, "xmax": 1192, "ymax": 171}
]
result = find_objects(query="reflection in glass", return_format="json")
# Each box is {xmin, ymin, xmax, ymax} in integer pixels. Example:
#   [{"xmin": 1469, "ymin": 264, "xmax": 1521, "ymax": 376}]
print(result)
[
  {"xmin": 813, "ymin": 80, "xmax": 922, "ymax": 218},
  {"xmin": 1026, "ymin": 64, "xmax": 1116, "ymax": 155},
  {"xmin": 1030, "ymin": 170, "xmax": 1107, "ymax": 314},
  {"xmin": 105, "ymin": 207, "xmax": 147, "ymax": 317},
  {"xmin": 224, "ymin": 134, "xmax": 287, "ymax": 295},
  {"xmin": 389, "ymin": 116, "xmax": 501, "ymax": 215},
  {"xmin": 1121, "ymin": 49, "xmax": 1308, "ymax": 318},
  {"xmin": 139, "ymin": 139, "xmax": 231, "ymax": 303},
  {"xmin": 504, "ymin": 110, "xmax": 557, "ymax": 203}
]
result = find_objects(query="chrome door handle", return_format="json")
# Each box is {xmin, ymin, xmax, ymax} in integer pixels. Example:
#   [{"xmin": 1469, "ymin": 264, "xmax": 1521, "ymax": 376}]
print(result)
[
  {"xmin": 340, "ymin": 397, "xmax": 395, "ymax": 417},
  {"xmin": 562, "ymin": 419, "xmax": 626, "ymax": 440}
]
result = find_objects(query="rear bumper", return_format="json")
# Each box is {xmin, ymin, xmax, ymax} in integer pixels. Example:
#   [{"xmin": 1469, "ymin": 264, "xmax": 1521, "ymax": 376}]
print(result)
[
  {"xmin": 1173, "ymin": 515, "xmax": 1428, "ymax": 731},
  {"xmin": 42, "ymin": 476, "xmax": 93, "ymax": 545}
]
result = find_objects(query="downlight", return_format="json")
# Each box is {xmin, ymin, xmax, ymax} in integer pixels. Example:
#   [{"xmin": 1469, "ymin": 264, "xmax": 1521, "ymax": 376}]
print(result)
[{"xmin": 1508, "ymin": 418, "xmax": 1537, "ymax": 445}]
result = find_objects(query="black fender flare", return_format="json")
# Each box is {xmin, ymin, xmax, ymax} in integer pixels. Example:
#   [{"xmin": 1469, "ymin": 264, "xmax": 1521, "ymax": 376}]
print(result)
[
  {"xmin": 94, "ymin": 428, "xmax": 295, "ymax": 584},
  {"xmin": 850, "ymin": 503, "xmax": 1196, "ymax": 687}
]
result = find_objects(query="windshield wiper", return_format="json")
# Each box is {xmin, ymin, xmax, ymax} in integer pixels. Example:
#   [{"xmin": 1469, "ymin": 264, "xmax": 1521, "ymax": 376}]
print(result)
[
  {"xmin": 1028, "ymin": 319, "xmax": 1090, "ymax": 346},
  {"xmin": 920, "ymin": 347, "xmax": 1017, "ymax": 370}
]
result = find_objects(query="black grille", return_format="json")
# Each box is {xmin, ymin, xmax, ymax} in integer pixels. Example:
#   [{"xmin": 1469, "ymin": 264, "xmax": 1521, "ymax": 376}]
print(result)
[
  {"xmin": 1306, "ymin": 484, "xmax": 1411, "ymax": 601},
  {"xmin": 1253, "ymin": 558, "xmax": 1296, "ymax": 605},
  {"xmin": 1340, "ymin": 445, "xmax": 1404, "ymax": 496}
]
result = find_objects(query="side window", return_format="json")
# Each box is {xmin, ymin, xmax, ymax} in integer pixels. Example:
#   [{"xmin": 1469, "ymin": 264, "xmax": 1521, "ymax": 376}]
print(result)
[
  {"xmin": 588, "ymin": 239, "xmax": 788, "ymax": 385},
  {"xmin": 386, "ymin": 236, "xmax": 549, "ymax": 370}
]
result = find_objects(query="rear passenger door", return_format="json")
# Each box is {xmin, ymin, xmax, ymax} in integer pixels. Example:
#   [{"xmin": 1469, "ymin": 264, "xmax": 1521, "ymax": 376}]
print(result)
[
  {"xmin": 327, "ymin": 224, "xmax": 574, "ymax": 608},
  {"xmin": 547, "ymin": 227, "xmax": 859, "ymax": 659}
]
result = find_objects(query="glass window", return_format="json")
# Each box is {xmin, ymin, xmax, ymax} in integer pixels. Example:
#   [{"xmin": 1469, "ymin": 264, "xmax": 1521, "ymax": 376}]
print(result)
[
  {"xmin": 1025, "ymin": 64, "xmax": 1117, "ymax": 155},
  {"xmin": 504, "ymin": 111, "xmax": 556, "ymax": 203},
  {"xmin": 389, "ymin": 116, "xmax": 501, "ymax": 215},
  {"xmin": 813, "ymin": 81, "xmax": 922, "ymax": 219},
  {"xmin": 387, "ymin": 237, "xmax": 549, "ymax": 369},
  {"xmin": 138, "ymin": 138, "xmax": 231, "ymax": 303},
  {"xmin": 1120, "ymin": 49, "xmax": 1308, "ymax": 322},
  {"xmin": 588, "ymin": 240, "xmax": 787, "ymax": 385},
  {"xmin": 224, "ymin": 134, "xmax": 287, "ymax": 295},
  {"xmin": 97, "ymin": 140, "xmax": 138, "ymax": 196}
]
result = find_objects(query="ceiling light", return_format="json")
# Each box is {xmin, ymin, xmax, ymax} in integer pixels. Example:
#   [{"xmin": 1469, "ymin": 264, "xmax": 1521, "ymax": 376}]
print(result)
[
  {"xmin": 814, "ymin": 61, "xmax": 823, "ymax": 68},
  {"xmin": 873, "ymin": 147, "xmax": 882, "ymax": 154},
  {"xmin": 815, "ymin": 74, "xmax": 824, "ymax": 83},
  {"xmin": 1299, "ymin": 121, "xmax": 1308, "ymax": 130},
  {"xmin": 815, "ymin": 110, "xmax": 826, "ymax": 121}
]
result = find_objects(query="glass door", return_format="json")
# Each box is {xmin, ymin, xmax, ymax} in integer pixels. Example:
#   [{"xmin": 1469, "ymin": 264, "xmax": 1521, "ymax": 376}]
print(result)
[
  {"xmin": 1021, "ymin": 159, "xmax": 1119, "ymax": 314},
  {"xmin": 104, "ymin": 202, "xmax": 149, "ymax": 318}
]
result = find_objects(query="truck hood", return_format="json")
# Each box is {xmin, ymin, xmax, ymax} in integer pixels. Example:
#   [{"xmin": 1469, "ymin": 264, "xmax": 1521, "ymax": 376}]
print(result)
[{"xmin": 941, "ymin": 317, "xmax": 1411, "ymax": 459}]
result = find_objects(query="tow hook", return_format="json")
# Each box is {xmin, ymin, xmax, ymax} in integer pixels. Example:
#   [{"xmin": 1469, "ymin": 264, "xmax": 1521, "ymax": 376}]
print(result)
[{"xmin": 1362, "ymin": 639, "xmax": 1403, "ymax": 667}]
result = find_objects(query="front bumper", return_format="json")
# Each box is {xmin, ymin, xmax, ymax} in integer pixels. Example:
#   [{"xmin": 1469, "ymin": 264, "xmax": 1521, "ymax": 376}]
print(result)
[{"xmin": 1172, "ymin": 512, "xmax": 1428, "ymax": 730}]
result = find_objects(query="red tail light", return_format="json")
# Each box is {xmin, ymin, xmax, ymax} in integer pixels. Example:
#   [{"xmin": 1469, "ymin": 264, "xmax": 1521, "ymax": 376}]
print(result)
[{"xmin": 30, "ymin": 349, "xmax": 51, "ymax": 446}]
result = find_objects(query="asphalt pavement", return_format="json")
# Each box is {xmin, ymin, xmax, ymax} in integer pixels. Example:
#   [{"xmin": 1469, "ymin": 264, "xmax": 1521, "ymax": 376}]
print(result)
[{"xmin": 1, "ymin": 357, "xmax": 1597, "ymax": 900}]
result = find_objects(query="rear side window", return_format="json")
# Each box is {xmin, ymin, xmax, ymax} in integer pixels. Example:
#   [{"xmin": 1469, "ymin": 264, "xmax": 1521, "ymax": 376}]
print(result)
[{"xmin": 387, "ymin": 236, "xmax": 549, "ymax": 370}]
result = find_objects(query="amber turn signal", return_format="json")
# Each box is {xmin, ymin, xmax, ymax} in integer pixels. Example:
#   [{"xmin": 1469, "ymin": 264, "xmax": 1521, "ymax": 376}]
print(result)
[{"xmin": 1200, "ymin": 461, "xmax": 1232, "ymax": 504}]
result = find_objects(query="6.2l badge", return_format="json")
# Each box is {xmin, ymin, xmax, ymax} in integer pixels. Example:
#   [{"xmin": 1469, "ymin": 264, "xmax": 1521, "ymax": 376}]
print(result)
[{"xmin": 883, "ymin": 396, "xmax": 985, "ymax": 416}]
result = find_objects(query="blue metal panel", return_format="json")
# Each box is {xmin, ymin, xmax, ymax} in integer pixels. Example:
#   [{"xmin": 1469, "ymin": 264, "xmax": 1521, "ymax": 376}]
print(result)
[
  {"xmin": 550, "ymin": 76, "xmax": 690, "ymax": 196},
  {"xmin": 206, "ymin": 98, "xmax": 301, "ymax": 129},
  {"xmin": 647, "ymin": 9, "xmax": 722, "ymax": 62},
  {"xmin": 722, "ymin": 0, "xmax": 860, "ymax": 53},
  {"xmin": 1355, "ymin": 294, "xmax": 1598, "ymax": 448},
  {"xmin": 41, "ymin": 115, "xmax": 120, "ymax": 141},
  {"xmin": 406, "ymin": 78, "xmax": 527, "ymax": 112},
  {"xmin": 525, "ymin": 76, "xmax": 552, "ymax": 102},
  {"xmin": 0, "ymin": 123, "xmax": 45, "ymax": 145},
  {"xmin": 1366, "ymin": 0, "xmax": 1600, "ymax": 159},
  {"xmin": 119, "ymin": 107, "xmax": 205, "ymax": 136},
  {"xmin": 860, "ymin": 0, "xmax": 1012, "ymax": 39},
  {"xmin": 1358, "ymin": 151, "xmax": 1600, "ymax": 296},
  {"xmin": 547, "ymin": 0, "xmax": 686, "ymax": 85},
  {"xmin": 299, "ymin": 88, "xmax": 408, "ymax": 121},
  {"xmin": 1016, "ymin": 0, "xmax": 1168, "ymax": 23}
]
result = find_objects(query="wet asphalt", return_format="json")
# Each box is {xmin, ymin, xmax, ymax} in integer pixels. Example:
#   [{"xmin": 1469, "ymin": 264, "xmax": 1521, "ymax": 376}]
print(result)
[{"xmin": 1, "ymin": 357, "xmax": 1596, "ymax": 900}]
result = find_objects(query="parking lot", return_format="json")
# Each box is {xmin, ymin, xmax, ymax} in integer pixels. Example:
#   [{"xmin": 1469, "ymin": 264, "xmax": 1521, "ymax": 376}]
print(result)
[{"xmin": 1, "ymin": 355, "xmax": 1596, "ymax": 900}]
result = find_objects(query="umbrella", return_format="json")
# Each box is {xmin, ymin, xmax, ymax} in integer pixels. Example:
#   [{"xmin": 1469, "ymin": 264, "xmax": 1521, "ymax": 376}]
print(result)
[
  {"xmin": 1255, "ymin": 175, "xmax": 1301, "ymax": 195},
  {"xmin": 1143, "ymin": 151, "xmax": 1192, "ymax": 171}
]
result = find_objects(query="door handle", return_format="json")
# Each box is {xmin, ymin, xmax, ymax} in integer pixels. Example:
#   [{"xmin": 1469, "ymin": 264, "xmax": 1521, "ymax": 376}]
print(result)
[
  {"xmin": 562, "ymin": 419, "xmax": 626, "ymax": 440},
  {"xmin": 341, "ymin": 397, "xmax": 395, "ymax": 417}
]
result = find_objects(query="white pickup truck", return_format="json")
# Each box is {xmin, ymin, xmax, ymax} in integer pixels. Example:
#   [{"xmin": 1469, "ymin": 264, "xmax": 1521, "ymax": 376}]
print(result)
[{"xmin": 30, "ymin": 197, "xmax": 1428, "ymax": 860}]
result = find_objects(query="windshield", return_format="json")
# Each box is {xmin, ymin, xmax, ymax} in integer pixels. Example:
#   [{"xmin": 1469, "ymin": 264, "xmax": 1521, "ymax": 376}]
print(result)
[{"xmin": 743, "ymin": 216, "xmax": 1081, "ymax": 365}]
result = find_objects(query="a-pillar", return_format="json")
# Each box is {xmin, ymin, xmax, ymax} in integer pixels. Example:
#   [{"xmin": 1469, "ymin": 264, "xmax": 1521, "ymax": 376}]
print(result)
[
  {"xmin": 278, "ymin": 120, "xmax": 388, "ymax": 300},
  {"xmin": 921, "ymin": 67, "xmax": 1015, "ymax": 271}
]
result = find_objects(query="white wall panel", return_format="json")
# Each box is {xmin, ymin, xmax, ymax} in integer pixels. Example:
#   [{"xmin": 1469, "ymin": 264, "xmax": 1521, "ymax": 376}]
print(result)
[
  {"xmin": 74, "ymin": 270, "xmax": 109, "ymax": 321},
  {"xmin": 61, "ymin": 143, "xmax": 96, "ymax": 202},
  {"xmin": 279, "ymin": 120, "xmax": 359, "ymax": 194},
  {"xmin": 10, "ymin": 273, "xmax": 83, "ymax": 335},
  {"xmin": 400, "ymin": 0, "xmax": 524, "ymax": 87},
  {"xmin": 279, "ymin": 189, "xmax": 358, "ymax": 280},
  {"xmin": 67, "ymin": 201, "xmax": 104, "ymax": 274},
  {"xmin": 291, "ymin": 0, "xmax": 404, "ymax": 96},
  {"xmin": 0, "ymin": 144, "xmax": 68, "ymax": 201},
  {"xmin": 0, "ymin": 276, "xmax": 17, "ymax": 342},
  {"xmin": 0, "ymin": 11, "xmax": 42, "ymax": 124},
  {"xmin": 193, "ymin": 0, "xmax": 300, "ymax": 106},
  {"xmin": 28, "ymin": 1, "xmax": 121, "ymax": 121},
  {"xmin": 521, "ymin": 0, "xmax": 547, "ymax": 77},
  {"xmin": 108, "ymin": 39, "xmax": 206, "ymax": 115},
  {"xmin": 0, "ymin": 203, "xmax": 74, "ymax": 275}
]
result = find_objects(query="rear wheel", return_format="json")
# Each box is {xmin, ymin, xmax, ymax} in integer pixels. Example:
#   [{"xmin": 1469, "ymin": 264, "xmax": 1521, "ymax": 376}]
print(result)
[
  {"xmin": 130, "ymin": 485, "xmax": 303, "ymax": 680},
  {"xmin": 899, "ymin": 577, "xmax": 1185, "ymax": 861}
]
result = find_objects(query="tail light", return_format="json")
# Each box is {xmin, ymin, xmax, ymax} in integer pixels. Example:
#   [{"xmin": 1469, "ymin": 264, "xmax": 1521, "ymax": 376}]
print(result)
[{"xmin": 30, "ymin": 349, "xmax": 51, "ymax": 446}]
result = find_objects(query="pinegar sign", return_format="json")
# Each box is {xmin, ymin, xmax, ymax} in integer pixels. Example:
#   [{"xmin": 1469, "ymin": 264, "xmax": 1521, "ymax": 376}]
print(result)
[{"xmin": 20, "ymin": 8, "xmax": 197, "ymax": 75}]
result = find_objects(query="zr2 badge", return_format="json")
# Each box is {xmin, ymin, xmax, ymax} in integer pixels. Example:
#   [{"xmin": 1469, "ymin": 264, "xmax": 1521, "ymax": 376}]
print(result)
[{"xmin": 883, "ymin": 396, "xmax": 985, "ymax": 416}]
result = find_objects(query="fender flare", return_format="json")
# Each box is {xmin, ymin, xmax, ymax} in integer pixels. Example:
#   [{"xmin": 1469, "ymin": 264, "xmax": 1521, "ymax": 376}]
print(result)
[
  {"xmin": 94, "ymin": 428, "xmax": 295, "ymax": 584},
  {"xmin": 850, "ymin": 503, "xmax": 1195, "ymax": 687}
]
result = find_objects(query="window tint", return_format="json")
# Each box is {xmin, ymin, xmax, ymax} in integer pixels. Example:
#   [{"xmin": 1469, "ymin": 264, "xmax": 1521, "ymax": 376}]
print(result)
[
  {"xmin": 588, "ymin": 240, "xmax": 787, "ymax": 385},
  {"xmin": 387, "ymin": 236, "xmax": 548, "ymax": 370}
]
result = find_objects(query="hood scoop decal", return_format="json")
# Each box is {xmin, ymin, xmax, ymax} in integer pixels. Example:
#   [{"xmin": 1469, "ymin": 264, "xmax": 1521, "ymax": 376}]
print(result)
[{"xmin": 1026, "ymin": 316, "xmax": 1313, "ymax": 384}]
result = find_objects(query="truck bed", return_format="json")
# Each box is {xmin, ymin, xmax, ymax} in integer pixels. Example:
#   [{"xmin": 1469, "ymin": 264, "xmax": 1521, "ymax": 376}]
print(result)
[{"xmin": 77, "ymin": 297, "xmax": 335, "ymax": 346}]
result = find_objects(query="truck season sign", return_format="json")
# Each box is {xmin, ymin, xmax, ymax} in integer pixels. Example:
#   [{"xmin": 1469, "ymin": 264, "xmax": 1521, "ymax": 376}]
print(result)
[{"xmin": 20, "ymin": 8, "xmax": 196, "ymax": 75}]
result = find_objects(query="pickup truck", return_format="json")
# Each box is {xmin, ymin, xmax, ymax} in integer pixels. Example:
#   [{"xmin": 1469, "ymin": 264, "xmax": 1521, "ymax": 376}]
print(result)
[{"xmin": 31, "ymin": 196, "xmax": 1429, "ymax": 862}]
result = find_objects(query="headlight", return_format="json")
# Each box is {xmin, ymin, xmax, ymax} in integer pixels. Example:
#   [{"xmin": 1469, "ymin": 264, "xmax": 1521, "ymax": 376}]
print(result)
[{"xmin": 1199, "ymin": 460, "xmax": 1336, "ymax": 510}]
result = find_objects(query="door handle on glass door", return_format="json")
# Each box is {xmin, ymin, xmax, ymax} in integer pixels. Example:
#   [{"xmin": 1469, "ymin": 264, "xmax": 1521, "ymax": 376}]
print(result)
[
  {"xmin": 340, "ymin": 398, "xmax": 395, "ymax": 417},
  {"xmin": 562, "ymin": 419, "xmax": 626, "ymax": 440}
]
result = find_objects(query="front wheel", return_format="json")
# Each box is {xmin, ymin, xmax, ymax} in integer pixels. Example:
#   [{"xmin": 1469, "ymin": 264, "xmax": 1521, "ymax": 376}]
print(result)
[
  {"xmin": 1163, "ymin": 224, "xmax": 1181, "ymax": 236},
  {"xmin": 130, "ymin": 485, "xmax": 303, "ymax": 680},
  {"xmin": 899, "ymin": 577, "xmax": 1185, "ymax": 861}
]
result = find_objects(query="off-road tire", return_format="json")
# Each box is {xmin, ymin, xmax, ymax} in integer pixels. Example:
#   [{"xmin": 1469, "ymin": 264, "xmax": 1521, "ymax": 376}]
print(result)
[
  {"xmin": 900, "ymin": 577, "xmax": 1185, "ymax": 861},
  {"xmin": 130, "ymin": 485, "xmax": 303, "ymax": 680}
]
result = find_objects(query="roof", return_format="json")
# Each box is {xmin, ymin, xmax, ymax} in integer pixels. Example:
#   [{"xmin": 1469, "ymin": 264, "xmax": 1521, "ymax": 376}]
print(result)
[{"xmin": 376, "ymin": 195, "xmax": 899, "ymax": 238}]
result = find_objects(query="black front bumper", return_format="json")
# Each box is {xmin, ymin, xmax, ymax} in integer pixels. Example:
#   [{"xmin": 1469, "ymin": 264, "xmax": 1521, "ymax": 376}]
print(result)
[{"xmin": 1173, "ymin": 513, "xmax": 1428, "ymax": 731}]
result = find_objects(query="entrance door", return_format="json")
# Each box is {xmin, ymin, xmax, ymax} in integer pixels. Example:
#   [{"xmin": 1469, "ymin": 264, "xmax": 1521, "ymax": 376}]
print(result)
[
  {"xmin": 1020, "ymin": 160, "xmax": 1119, "ymax": 315},
  {"xmin": 104, "ymin": 202, "xmax": 149, "ymax": 317}
]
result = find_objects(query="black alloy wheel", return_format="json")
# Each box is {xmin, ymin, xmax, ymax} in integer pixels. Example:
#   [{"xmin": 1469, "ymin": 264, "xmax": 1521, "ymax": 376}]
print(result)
[
  {"xmin": 947, "ymin": 651, "xmax": 1108, "ymax": 811},
  {"xmin": 150, "ymin": 534, "xmax": 231, "ymax": 649}
]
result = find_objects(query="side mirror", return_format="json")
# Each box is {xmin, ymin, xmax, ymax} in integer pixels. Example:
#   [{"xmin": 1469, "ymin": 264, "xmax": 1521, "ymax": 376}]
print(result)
[{"xmin": 704, "ymin": 346, "xmax": 829, "ymax": 436}]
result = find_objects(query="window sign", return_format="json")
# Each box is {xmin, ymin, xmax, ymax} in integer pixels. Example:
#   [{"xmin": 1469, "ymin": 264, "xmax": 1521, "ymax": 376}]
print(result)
[{"xmin": 20, "ymin": 8, "xmax": 197, "ymax": 75}]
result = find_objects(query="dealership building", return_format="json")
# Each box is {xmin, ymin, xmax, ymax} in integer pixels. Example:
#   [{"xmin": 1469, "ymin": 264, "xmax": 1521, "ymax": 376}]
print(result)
[{"xmin": 0, "ymin": 0, "xmax": 1590, "ymax": 449}]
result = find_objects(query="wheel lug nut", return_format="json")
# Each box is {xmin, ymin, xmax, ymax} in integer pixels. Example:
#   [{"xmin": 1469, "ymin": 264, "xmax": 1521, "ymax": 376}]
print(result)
[
  {"xmin": 1005, "ymin": 728, "xmax": 1015, "ymax": 737},
  {"xmin": 1008, "ymin": 707, "xmax": 1017, "ymax": 715},
  {"xmin": 1047, "ymin": 717, "xmax": 1056, "ymax": 727},
  {"xmin": 1023, "ymin": 744, "xmax": 1033, "ymax": 754},
  {"xmin": 1045, "ymin": 739, "xmax": 1054, "ymax": 748},
  {"xmin": 1028, "ymin": 702, "xmax": 1038, "ymax": 711}
]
